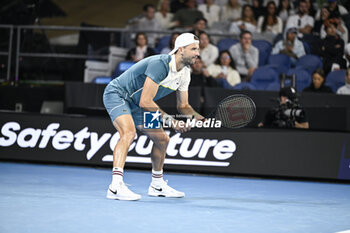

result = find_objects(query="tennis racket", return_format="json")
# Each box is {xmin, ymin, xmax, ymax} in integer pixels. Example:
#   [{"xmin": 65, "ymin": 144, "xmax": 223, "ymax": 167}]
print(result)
[{"xmin": 206, "ymin": 94, "xmax": 256, "ymax": 129}]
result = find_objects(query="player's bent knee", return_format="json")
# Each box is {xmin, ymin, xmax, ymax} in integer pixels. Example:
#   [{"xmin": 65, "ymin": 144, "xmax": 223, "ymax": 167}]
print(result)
[
  {"xmin": 120, "ymin": 131, "xmax": 136, "ymax": 144},
  {"xmin": 155, "ymin": 133, "xmax": 170, "ymax": 146}
]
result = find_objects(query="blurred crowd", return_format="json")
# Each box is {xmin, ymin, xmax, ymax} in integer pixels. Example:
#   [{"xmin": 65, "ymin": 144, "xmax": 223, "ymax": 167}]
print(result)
[{"xmin": 123, "ymin": 0, "xmax": 350, "ymax": 95}]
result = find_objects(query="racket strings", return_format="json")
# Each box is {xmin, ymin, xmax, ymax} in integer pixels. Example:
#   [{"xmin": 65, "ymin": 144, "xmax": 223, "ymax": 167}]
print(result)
[{"xmin": 215, "ymin": 96, "xmax": 255, "ymax": 128}]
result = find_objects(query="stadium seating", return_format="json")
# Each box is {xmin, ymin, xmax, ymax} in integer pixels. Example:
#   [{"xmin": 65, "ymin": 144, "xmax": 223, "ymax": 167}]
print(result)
[
  {"xmin": 92, "ymin": 76, "xmax": 112, "ymax": 84},
  {"xmin": 267, "ymin": 54, "xmax": 292, "ymax": 74},
  {"xmin": 154, "ymin": 35, "xmax": 171, "ymax": 54},
  {"xmin": 250, "ymin": 65, "xmax": 279, "ymax": 90},
  {"xmin": 232, "ymin": 82, "xmax": 257, "ymax": 90},
  {"xmin": 295, "ymin": 54, "xmax": 323, "ymax": 74},
  {"xmin": 114, "ymin": 61, "xmax": 135, "ymax": 77},
  {"xmin": 325, "ymin": 69, "xmax": 346, "ymax": 92},
  {"xmin": 286, "ymin": 67, "xmax": 312, "ymax": 92},
  {"xmin": 216, "ymin": 38, "xmax": 238, "ymax": 52},
  {"xmin": 252, "ymin": 40, "xmax": 272, "ymax": 66},
  {"xmin": 264, "ymin": 82, "xmax": 280, "ymax": 91}
]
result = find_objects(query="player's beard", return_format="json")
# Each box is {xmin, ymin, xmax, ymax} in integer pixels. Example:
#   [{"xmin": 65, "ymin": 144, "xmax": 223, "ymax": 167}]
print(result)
[{"xmin": 182, "ymin": 55, "xmax": 197, "ymax": 66}]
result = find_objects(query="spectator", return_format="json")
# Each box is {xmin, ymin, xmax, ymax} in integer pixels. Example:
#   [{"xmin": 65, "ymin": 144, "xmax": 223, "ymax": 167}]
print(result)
[
  {"xmin": 220, "ymin": 0, "xmax": 242, "ymax": 23},
  {"xmin": 189, "ymin": 17, "xmax": 207, "ymax": 38},
  {"xmin": 277, "ymin": 0, "xmax": 295, "ymax": 27},
  {"xmin": 336, "ymin": 68, "xmax": 350, "ymax": 95},
  {"xmin": 320, "ymin": 20, "xmax": 347, "ymax": 74},
  {"xmin": 258, "ymin": 87, "xmax": 309, "ymax": 129},
  {"xmin": 257, "ymin": 1, "xmax": 283, "ymax": 35},
  {"xmin": 229, "ymin": 4, "xmax": 257, "ymax": 35},
  {"xmin": 303, "ymin": 68, "xmax": 333, "ymax": 93},
  {"xmin": 160, "ymin": 32, "xmax": 180, "ymax": 54},
  {"xmin": 271, "ymin": 27, "xmax": 306, "ymax": 64},
  {"xmin": 345, "ymin": 43, "xmax": 350, "ymax": 67},
  {"xmin": 207, "ymin": 50, "xmax": 241, "ymax": 88},
  {"xmin": 126, "ymin": 32, "xmax": 155, "ymax": 62},
  {"xmin": 320, "ymin": 11, "xmax": 348, "ymax": 44},
  {"xmin": 313, "ymin": 6, "xmax": 331, "ymax": 37},
  {"xmin": 172, "ymin": 0, "xmax": 204, "ymax": 29},
  {"xmin": 285, "ymin": 0, "xmax": 314, "ymax": 38},
  {"xmin": 155, "ymin": 0, "xmax": 176, "ymax": 29},
  {"xmin": 315, "ymin": 0, "xmax": 348, "ymax": 21},
  {"xmin": 304, "ymin": 0, "xmax": 316, "ymax": 18},
  {"xmin": 197, "ymin": 0, "xmax": 221, "ymax": 28},
  {"xmin": 198, "ymin": 31, "xmax": 219, "ymax": 67},
  {"xmin": 190, "ymin": 56, "xmax": 220, "ymax": 87},
  {"xmin": 133, "ymin": 4, "xmax": 163, "ymax": 47},
  {"xmin": 229, "ymin": 30, "xmax": 259, "ymax": 81}
]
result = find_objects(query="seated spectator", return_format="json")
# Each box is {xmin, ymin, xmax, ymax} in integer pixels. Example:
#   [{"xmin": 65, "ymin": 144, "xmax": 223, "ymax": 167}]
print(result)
[
  {"xmin": 336, "ymin": 68, "xmax": 350, "ymax": 94},
  {"xmin": 271, "ymin": 27, "xmax": 306, "ymax": 64},
  {"xmin": 345, "ymin": 43, "xmax": 350, "ymax": 67},
  {"xmin": 277, "ymin": 0, "xmax": 295, "ymax": 27},
  {"xmin": 257, "ymin": 1, "xmax": 283, "ymax": 35},
  {"xmin": 258, "ymin": 87, "xmax": 309, "ymax": 129},
  {"xmin": 133, "ymin": 4, "xmax": 163, "ymax": 47},
  {"xmin": 188, "ymin": 17, "xmax": 207, "ymax": 38},
  {"xmin": 229, "ymin": 4, "xmax": 257, "ymax": 35},
  {"xmin": 160, "ymin": 32, "xmax": 180, "ymax": 54},
  {"xmin": 315, "ymin": 0, "xmax": 348, "ymax": 21},
  {"xmin": 305, "ymin": 0, "xmax": 316, "ymax": 18},
  {"xmin": 155, "ymin": 0, "xmax": 176, "ymax": 29},
  {"xmin": 207, "ymin": 50, "xmax": 241, "ymax": 88},
  {"xmin": 320, "ymin": 20, "xmax": 347, "ymax": 74},
  {"xmin": 229, "ymin": 30, "xmax": 259, "ymax": 81},
  {"xmin": 199, "ymin": 31, "xmax": 219, "ymax": 67},
  {"xmin": 313, "ymin": 6, "xmax": 331, "ymax": 37},
  {"xmin": 320, "ymin": 11, "xmax": 348, "ymax": 44},
  {"xmin": 172, "ymin": 0, "xmax": 204, "ymax": 29},
  {"xmin": 197, "ymin": 0, "xmax": 220, "ymax": 28},
  {"xmin": 285, "ymin": 0, "xmax": 314, "ymax": 38},
  {"xmin": 303, "ymin": 68, "xmax": 333, "ymax": 93},
  {"xmin": 220, "ymin": 0, "xmax": 242, "ymax": 22},
  {"xmin": 190, "ymin": 57, "xmax": 220, "ymax": 87},
  {"xmin": 126, "ymin": 32, "xmax": 155, "ymax": 62}
]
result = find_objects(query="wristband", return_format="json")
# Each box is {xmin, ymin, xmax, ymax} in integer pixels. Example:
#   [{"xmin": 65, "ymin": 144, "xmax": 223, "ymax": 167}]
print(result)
[{"xmin": 162, "ymin": 113, "xmax": 175, "ymax": 127}]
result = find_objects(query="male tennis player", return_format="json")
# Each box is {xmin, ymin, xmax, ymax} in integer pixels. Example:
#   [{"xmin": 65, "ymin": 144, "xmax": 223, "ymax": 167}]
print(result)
[{"xmin": 103, "ymin": 33, "xmax": 204, "ymax": 200}]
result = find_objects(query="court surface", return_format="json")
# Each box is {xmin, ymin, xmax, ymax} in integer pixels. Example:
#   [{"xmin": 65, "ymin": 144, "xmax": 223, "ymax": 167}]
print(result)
[{"xmin": 0, "ymin": 162, "xmax": 349, "ymax": 233}]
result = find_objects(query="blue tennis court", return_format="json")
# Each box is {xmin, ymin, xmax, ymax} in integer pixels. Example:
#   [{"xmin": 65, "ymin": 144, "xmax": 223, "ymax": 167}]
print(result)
[{"xmin": 0, "ymin": 161, "xmax": 349, "ymax": 233}]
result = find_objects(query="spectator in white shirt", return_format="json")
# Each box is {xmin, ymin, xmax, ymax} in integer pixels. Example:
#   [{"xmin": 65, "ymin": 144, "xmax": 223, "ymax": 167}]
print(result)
[
  {"xmin": 277, "ymin": 0, "xmax": 295, "ymax": 27},
  {"xmin": 199, "ymin": 31, "xmax": 219, "ymax": 67},
  {"xmin": 155, "ymin": 0, "xmax": 176, "ymax": 29},
  {"xmin": 336, "ymin": 68, "xmax": 350, "ymax": 95},
  {"xmin": 257, "ymin": 1, "xmax": 283, "ymax": 35},
  {"xmin": 285, "ymin": 0, "xmax": 314, "ymax": 38},
  {"xmin": 229, "ymin": 4, "xmax": 257, "ymax": 35},
  {"xmin": 197, "ymin": 0, "xmax": 221, "ymax": 28},
  {"xmin": 220, "ymin": 0, "xmax": 242, "ymax": 23}
]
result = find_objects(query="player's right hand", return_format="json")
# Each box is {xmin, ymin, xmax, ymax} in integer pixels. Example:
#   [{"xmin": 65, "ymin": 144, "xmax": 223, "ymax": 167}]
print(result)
[{"xmin": 172, "ymin": 119, "xmax": 191, "ymax": 133}]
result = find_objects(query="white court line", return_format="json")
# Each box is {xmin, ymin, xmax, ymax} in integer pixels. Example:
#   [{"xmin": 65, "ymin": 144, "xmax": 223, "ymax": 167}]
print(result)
[
  {"xmin": 335, "ymin": 230, "xmax": 350, "ymax": 233},
  {"xmin": 102, "ymin": 155, "xmax": 230, "ymax": 167}
]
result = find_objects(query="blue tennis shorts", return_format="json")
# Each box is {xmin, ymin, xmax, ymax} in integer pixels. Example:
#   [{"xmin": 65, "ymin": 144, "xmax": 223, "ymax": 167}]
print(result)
[{"xmin": 103, "ymin": 84, "xmax": 143, "ymax": 126}]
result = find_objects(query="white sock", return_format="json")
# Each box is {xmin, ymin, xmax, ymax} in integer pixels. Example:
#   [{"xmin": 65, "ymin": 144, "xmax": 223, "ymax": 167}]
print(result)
[
  {"xmin": 152, "ymin": 169, "xmax": 164, "ymax": 185},
  {"xmin": 111, "ymin": 167, "xmax": 124, "ymax": 186}
]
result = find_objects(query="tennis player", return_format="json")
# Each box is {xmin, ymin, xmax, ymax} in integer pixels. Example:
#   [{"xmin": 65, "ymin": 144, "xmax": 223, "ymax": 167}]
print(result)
[{"xmin": 103, "ymin": 33, "xmax": 204, "ymax": 200}]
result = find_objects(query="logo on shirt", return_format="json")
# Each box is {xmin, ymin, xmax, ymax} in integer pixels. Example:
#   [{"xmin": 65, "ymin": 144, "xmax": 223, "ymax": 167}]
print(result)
[{"xmin": 143, "ymin": 110, "xmax": 161, "ymax": 129}]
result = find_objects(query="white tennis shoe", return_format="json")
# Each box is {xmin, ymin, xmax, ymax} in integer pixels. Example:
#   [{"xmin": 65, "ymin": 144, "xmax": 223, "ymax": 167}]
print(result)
[
  {"xmin": 148, "ymin": 180, "xmax": 185, "ymax": 198},
  {"xmin": 106, "ymin": 182, "xmax": 141, "ymax": 201}
]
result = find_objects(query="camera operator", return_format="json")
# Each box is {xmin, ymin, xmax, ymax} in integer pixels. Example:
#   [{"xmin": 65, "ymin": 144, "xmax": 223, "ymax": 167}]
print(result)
[{"xmin": 258, "ymin": 87, "xmax": 309, "ymax": 129}]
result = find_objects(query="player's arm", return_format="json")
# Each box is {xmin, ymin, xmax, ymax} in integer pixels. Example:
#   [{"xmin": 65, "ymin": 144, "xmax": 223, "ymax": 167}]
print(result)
[
  {"xmin": 176, "ymin": 90, "xmax": 204, "ymax": 120},
  {"xmin": 140, "ymin": 77, "xmax": 189, "ymax": 133}
]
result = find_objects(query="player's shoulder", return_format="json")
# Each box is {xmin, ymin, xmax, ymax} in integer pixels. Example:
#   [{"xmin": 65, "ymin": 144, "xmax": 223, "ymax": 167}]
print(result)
[{"xmin": 148, "ymin": 54, "xmax": 172, "ymax": 63}]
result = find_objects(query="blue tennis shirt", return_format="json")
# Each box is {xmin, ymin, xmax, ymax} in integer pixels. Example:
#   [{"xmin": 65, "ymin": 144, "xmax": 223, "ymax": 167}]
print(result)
[{"xmin": 109, "ymin": 54, "xmax": 191, "ymax": 106}]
